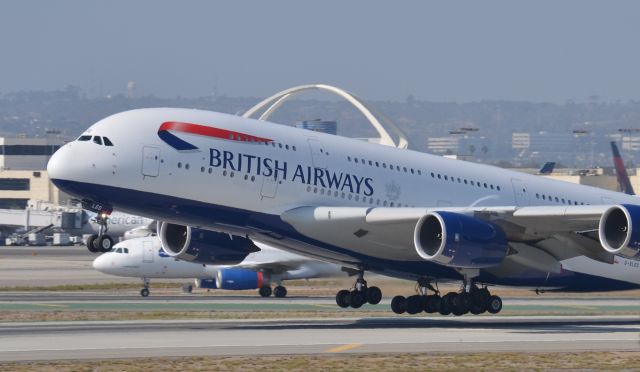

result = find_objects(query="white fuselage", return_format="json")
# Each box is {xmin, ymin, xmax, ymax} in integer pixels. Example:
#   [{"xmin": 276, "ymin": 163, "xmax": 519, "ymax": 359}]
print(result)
[
  {"xmin": 92, "ymin": 237, "xmax": 345, "ymax": 281},
  {"xmin": 49, "ymin": 108, "xmax": 640, "ymax": 287}
]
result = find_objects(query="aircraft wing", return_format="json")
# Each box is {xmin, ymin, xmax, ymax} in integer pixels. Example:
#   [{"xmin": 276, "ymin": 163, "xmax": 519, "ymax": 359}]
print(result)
[{"xmin": 281, "ymin": 205, "xmax": 620, "ymax": 273}]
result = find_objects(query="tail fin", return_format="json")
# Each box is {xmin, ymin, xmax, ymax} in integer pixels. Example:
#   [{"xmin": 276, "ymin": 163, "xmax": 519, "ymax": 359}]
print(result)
[
  {"xmin": 611, "ymin": 141, "xmax": 635, "ymax": 195},
  {"xmin": 538, "ymin": 162, "xmax": 556, "ymax": 174}
]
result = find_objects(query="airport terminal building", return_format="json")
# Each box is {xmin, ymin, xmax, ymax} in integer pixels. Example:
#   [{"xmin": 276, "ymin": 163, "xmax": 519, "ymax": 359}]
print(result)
[{"xmin": 0, "ymin": 136, "xmax": 70, "ymax": 209}]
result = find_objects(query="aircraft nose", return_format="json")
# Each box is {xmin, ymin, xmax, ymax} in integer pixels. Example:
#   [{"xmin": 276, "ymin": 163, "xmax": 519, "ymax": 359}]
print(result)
[
  {"xmin": 92, "ymin": 254, "xmax": 109, "ymax": 273},
  {"xmin": 47, "ymin": 144, "xmax": 73, "ymax": 181}
]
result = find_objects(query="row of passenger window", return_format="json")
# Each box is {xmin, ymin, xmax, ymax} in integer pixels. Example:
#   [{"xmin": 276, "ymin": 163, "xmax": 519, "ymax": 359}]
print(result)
[
  {"xmin": 430, "ymin": 172, "xmax": 501, "ymax": 191},
  {"xmin": 347, "ymin": 156, "xmax": 422, "ymax": 175},
  {"xmin": 535, "ymin": 193, "xmax": 588, "ymax": 206},
  {"xmin": 304, "ymin": 185, "xmax": 412, "ymax": 207},
  {"xmin": 263, "ymin": 141, "xmax": 296, "ymax": 152},
  {"xmin": 177, "ymin": 162, "xmax": 258, "ymax": 183},
  {"xmin": 346, "ymin": 155, "xmax": 502, "ymax": 192}
]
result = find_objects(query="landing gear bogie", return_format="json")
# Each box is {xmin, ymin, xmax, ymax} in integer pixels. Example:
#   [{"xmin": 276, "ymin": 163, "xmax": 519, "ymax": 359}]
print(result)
[{"xmin": 334, "ymin": 270, "xmax": 382, "ymax": 309}]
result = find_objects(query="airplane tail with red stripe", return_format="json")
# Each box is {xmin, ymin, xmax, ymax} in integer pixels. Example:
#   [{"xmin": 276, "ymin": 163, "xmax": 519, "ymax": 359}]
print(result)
[{"xmin": 611, "ymin": 141, "xmax": 635, "ymax": 195}]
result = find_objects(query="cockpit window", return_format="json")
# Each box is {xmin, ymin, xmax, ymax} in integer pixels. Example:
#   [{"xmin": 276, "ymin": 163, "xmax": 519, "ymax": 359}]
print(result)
[
  {"xmin": 123, "ymin": 248, "xmax": 129, "ymax": 254},
  {"xmin": 93, "ymin": 136, "xmax": 103, "ymax": 145},
  {"xmin": 103, "ymin": 137, "xmax": 114, "ymax": 146},
  {"xmin": 114, "ymin": 248, "xmax": 122, "ymax": 253},
  {"xmin": 77, "ymin": 135, "xmax": 92, "ymax": 141}
]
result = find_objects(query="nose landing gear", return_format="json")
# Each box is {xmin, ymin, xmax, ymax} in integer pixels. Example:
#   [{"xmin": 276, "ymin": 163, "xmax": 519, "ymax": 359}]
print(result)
[
  {"xmin": 140, "ymin": 278, "xmax": 150, "ymax": 297},
  {"xmin": 86, "ymin": 214, "xmax": 114, "ymax": 253}
]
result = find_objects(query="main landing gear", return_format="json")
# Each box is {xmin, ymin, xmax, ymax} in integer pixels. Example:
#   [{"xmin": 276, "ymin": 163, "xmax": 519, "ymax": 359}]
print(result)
[
  {"xmin": 335, "ymin": 270, "xmax": 382, "ymax": 309},
  {"xmin": 86, "ymin": 214, "xmax": 114, "ymax": 253},
  {"xmin": 390, "ymin": 278, "xmax": 502, "ymax": 316},
  {"xmin": 259, "ymin": 284, "xmax": 288, "ymax": 298}
]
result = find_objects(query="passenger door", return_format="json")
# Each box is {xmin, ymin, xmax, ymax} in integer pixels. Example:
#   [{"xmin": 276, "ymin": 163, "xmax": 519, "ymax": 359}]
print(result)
[
  {"xmin": 142, "ymin": 240, "xmax": 154, "ymax": 263},
  {"xmin": 307, "ymin": 139, "xmax": 327, "ymax": 169},
  {"xmin": 141, "ymin": 146, "xmax": 160, "ymax": 177},
  {"xmin": 260, "ymin": 175, "xmax": 278, "ymax": 199},
  {"xmin": 511, "ymin": 178, "xmax": 529, "ymax": 206}
]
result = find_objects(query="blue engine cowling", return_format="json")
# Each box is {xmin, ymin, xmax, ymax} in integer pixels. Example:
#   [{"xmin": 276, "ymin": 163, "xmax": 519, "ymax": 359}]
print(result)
[
  {"xmin": 195, "ymin": 279, "xmax": 218, "ymax": 289},
  {"xmin": 159, "ymin": 223, "xmax": 258, "ymax": 265},
  {"xmin": 216, "ymin": 268, "xmax": 263, "ymax": 290},
  {"xmin": 599, "ymin": 204, "xmax": 640, "ymax": 258},
  {"xmin": 413, "ymin": 211, "xmax": 508, "ymax": 268}
]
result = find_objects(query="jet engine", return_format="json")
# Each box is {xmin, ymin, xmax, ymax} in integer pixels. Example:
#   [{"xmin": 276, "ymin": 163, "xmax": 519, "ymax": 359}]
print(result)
[
  {"xmin": 159, "ymin": 223, "xmax": 258, "ymax": 265},
  {"xmin": 599, "ymin": 204, "xmax": 640, "ymax": 258},
  {"xmin": 194, "ymin": 279, "xmax": 217, "ymax": 289},
  {"xmin": 215, "ymin": 268, "xmax": 264, "ymax": 290},
  {"xmin": 413, "ymin": 211, "xmax": 509, "ymax": 268}
]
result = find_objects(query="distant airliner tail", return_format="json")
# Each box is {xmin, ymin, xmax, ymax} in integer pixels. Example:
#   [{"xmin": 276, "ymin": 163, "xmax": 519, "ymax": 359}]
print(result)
[
  {"xmin": 538, "ymin": 162, "xmax": 556, "ymax": 175},
  {"xmin": 611, "ymin": 141, "xmax": 635, "ymax": 195}
]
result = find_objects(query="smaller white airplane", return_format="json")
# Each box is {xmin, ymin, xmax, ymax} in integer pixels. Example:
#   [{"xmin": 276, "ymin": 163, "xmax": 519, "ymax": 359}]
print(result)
[{"xmin": 92, "ymin": 236, "xmax": 350, "ymax": 297}]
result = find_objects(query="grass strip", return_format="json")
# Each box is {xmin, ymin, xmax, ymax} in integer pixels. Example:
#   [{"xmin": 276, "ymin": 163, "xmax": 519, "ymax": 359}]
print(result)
[{"xmin": 2, "ymin": 351, "xmax": 639, "ymax": 371}]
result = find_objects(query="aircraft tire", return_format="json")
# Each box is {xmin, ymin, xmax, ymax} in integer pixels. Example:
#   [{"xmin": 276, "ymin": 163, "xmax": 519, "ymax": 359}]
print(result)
[
  {"xmin": 86, "ymin": 235, "xmax": 99, "ymax": 253},
  {"xmin": 365, "ymin": 286, "xmax": 382, "ymax": 305},
  {"xmin": 406, "ymin": 295, "xmax": 423, "ymax": 315},
  {"xmin": 439, "ymin": 293, "xmax": 456, "ymax": 315},
  {"xmin": 259, "ymin": 286, "xmax": 272, "ymax": 297},
  {"xmin": 486, "ymin": 295, "xmax": 502, "ymax": 314},
  {"xmin": 140, "ymin": 288, "xmax": 149, "ymax": 297},
  {"xmin": 390, "ymin": 295, "xmax": 406, "ymax": 314},
  {"xmin": 273, "ymin": 285, "xmax": 287, "ymax": 298},
  {"xmin": 348, "ymin": 290, "xmax": 365, "ymax": 308},
  {"xmin": 336, "ymin": 290, "xmax": 350, "ymax": 308},
  {"xmin": 424, "ymin": 294, "xmax": 441, "ymax": 313},
  {"xmin": 98, "ymin": 235, "xmax": 114, "ymax": 252},
  {"xmin": 452, "ymin": 292, "xmax": 471, "ymax": 316}
]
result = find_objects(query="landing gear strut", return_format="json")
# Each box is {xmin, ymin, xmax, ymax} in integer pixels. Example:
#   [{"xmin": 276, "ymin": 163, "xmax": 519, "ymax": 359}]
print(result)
[
  {"xmin": 335, "ymin": 270, "xmax": 382, "ymax": 309},
  {"xmin": 86, "ymin": 214, "xmax": 114, "ymax": 253},
  {"xmin": 140, "ymin": 278, "xmax": 150, "ymax": 297},
  {"xmin": 391, "ymin": 278, "xmax": 502, "ymax": 316}
]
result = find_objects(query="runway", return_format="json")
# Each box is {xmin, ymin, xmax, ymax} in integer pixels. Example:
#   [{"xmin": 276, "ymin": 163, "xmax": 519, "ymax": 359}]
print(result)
[
  {"xmin": 0, "ymin": 316, "xmax": 637, "ymax": 361},
  {"xmin": 1, "ymin": 291, "xmax": 638, "ymax": 315}
]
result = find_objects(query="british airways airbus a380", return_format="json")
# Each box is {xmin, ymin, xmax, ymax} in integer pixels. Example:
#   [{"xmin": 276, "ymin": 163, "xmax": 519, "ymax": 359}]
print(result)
[{"xmin": 47, "ymin": 108, "xmax": 640, "ymax": 316}]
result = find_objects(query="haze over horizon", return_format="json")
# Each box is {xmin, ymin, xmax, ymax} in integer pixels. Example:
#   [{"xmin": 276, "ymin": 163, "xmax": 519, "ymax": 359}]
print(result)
[{"xmin": 1, "ymin": 0, "xmax": 639, "ymax": 103}]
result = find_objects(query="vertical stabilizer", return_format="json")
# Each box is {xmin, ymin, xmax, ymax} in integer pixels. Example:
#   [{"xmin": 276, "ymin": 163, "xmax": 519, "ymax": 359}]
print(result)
[{"xmin": 611, "ymin": 141, "xmax": 635, "ymax": 195}]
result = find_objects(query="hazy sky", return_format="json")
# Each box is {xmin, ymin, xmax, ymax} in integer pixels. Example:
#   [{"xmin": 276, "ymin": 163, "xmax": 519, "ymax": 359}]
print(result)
[{"xmin": 1, "ymin": 0, "xmax": 639, "ymax": 102}]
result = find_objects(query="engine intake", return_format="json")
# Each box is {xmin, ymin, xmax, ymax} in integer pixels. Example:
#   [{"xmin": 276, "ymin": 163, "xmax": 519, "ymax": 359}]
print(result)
[
  {"xmin": 413, "ymin": 211, "xmax": 508, "ymax": 268},
  {"xmin": 599, "ymin": 204, "xmax": 640, "ymax": 258},
  {"xmin": 159, "ymin": 223, "xmax": 258, "ymax": 265}
]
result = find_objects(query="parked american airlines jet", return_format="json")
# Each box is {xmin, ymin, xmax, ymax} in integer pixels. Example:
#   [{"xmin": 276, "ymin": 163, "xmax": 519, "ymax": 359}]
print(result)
[
  {"xmin": 48, "ymin": 108, "xmax": 640, "ymax": 316},
  {"xmin": 93, "ymin": 237, "xmax": 347, "ymax": 297}
]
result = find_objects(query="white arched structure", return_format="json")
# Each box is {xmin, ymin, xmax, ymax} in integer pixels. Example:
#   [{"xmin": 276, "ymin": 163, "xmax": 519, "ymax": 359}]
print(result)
[{"xmin": 242, "ymin": 84, "xmax": 408, "ymax": 149}]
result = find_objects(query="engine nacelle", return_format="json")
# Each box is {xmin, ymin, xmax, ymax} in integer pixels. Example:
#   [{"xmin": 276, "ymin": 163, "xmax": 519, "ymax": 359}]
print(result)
[
  {"xmin": 194, "ymin": 279, "xmax": 218, "ymax": 289},
  {"xmin": 413, "ymin": 211, "xmax": 508, "ymax": 268},
  {"xmin": 159, "ymin": 223, "xmax": 257, "ymax": 265},
  {"xmin": 599, "ymin": 204, "xmax": 640, "ymax": 258},
  {"xmin": 216, "ymin": 268, "xmax": 264, "ymax": 290}
]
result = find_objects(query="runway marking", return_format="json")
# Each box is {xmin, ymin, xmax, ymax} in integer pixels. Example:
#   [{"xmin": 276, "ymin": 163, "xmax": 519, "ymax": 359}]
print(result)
[{"xmin": 325, "ymin": 343, "xmax": 362, "ymax": 353}]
